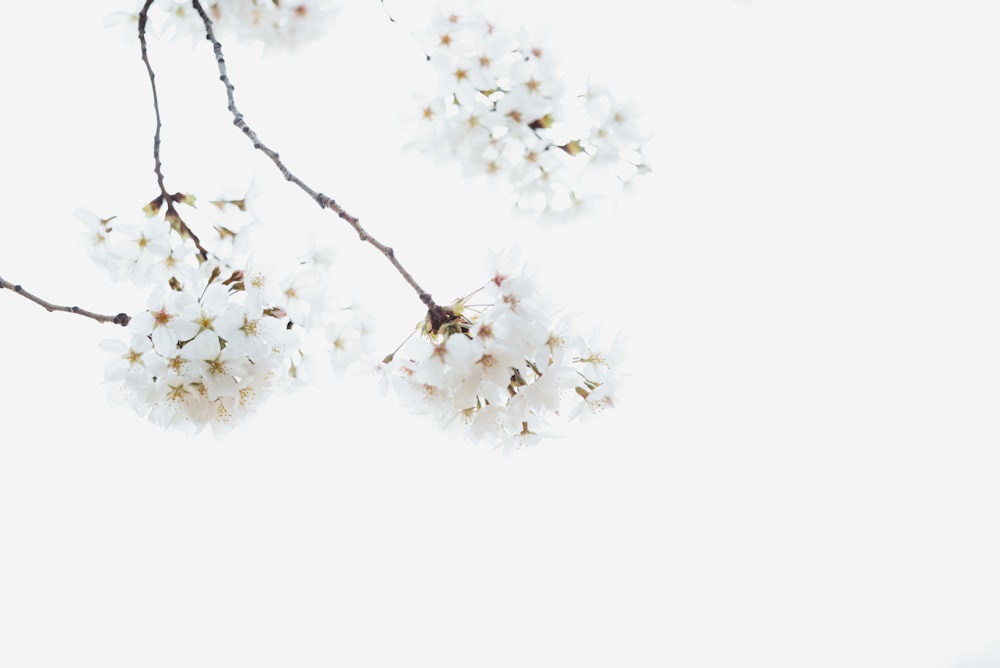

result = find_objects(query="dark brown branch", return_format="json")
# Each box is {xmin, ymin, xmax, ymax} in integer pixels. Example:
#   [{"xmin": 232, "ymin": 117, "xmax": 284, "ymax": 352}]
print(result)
[
  {"xmin": 138, "ymin": 0, "xmax": 211, "ymax": 262},
  {"xmin": 189, "ymin": 0, "xmax": 441, "ymax": 313},
  {"xmin": 0, "ymin": 275, "xmax": 130, "ymax": 327},
  {"xmin": 379, "ymin": 0, "xmax": 397, "ymax": 22}
]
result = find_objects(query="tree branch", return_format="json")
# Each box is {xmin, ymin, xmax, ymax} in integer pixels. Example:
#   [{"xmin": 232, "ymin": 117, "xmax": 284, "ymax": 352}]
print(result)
[
  {"xmin": 188, "ymin": 0, "xmax": 442, "ymax": 314},
  {"xmin": 0, "ymin": 274, "xmax": 130, "ymax": 326},
  {"xmin": 138, "ymin": 0, "xmax": 211, "ymax": 262}
]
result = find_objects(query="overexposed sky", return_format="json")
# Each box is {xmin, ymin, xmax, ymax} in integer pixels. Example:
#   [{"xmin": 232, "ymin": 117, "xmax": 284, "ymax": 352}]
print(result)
[{"xmin": 2, "ymin": 1, "xmax": 1000, "ymax": 667}]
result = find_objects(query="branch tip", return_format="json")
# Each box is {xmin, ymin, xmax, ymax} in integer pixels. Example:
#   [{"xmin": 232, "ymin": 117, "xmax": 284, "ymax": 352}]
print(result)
[{"xmin": 1, "ymin": 275, "xmax": 130, "ymax": 326}]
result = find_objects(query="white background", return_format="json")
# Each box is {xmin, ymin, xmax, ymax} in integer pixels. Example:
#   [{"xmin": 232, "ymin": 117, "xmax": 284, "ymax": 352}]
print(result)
[{"xmin": 2, "ymin": 1, "xmax": 1000, "ymax": 667}]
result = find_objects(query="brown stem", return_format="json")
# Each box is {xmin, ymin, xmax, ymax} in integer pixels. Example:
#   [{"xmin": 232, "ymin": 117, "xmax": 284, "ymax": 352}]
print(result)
[
  {"xmin": 188, "ymin": 0, "xmax": 440, "ymax": 313},
  {"xmin": 138, "ymin": 0, "xmax": 211, "ymax": 262},
  {"xmin": 0, "ymin": 275, "xmax": 130, "ymax": 327}
]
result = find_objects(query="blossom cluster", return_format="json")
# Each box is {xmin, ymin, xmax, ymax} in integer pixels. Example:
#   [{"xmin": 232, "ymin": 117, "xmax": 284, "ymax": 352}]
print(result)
[
  {"xmin": 77, "ymin": 0, "xmax": 629, "ymax": 446},
  {"xmin": 79, "ymin": 195, "xmax": 371, "ymax": 434},
  {"xmin": 99, "ymin": 263, "xmax": 300, "ymax": 434},
  {"xmin": 408, "ymin": 6, "xmax": 650, "ymax": 219},
  {"xmin": 110, "ymin": 0, "xmax": 341, "ymax": 50},
  {"xmin": 378, "ymin": 255, "xmax": 623, "ymax": 450}
]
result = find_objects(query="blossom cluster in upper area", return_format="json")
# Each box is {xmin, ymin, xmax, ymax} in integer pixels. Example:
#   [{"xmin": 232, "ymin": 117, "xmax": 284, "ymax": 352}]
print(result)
[
  {"xmin": 407, "ymin": 6, "xmax": 650, "ymax": 219},
  {"xmin": 78, "ymin": 192, "xmax": 372, "ymax": 434},
  {"xmin": 377, "ymin": 253, "xmax": 624, "ymax": 451},
  {"xmin": 109, "ymin": 0, "xmax": 341, "ymax": 50}
]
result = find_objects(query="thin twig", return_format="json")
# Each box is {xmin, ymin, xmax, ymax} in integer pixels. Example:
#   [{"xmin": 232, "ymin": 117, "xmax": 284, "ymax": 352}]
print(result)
[
  {"xmin": 0, "ymin": 275, "xmax": 130, "ymax": 326},
  {"xmin": 138, "ymin": 0, "xmax": 211, "ymax": 262},
  {"xmin": 188, "ymin": 0, "xmax": 443, "ymax": 316},
  {"xmin": 379, "ymin": 0, "xmax": 430, "ymax": 60},
  {"xmin": 379, "ymin": 0, "xmax": 397, "ymax": 23}
]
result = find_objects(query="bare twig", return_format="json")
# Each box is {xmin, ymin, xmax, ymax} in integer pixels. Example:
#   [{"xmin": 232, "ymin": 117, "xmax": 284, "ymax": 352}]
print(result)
[
  {"xmin": 0, "ymin": 275, "xmax": 130, "ymax": 327},
  {"xmin": 188, "ymin": 0, "xmax": 444, "ymax": 316},
  {"xmin": 138, "ymin": 0, "xmax": 211, "ymax": 262},
  {"xmin": 379, "ymin": 0, "xmax": 431, "ymax": 60},
  {"xmin": 380, "ymin": 0, "xmax": 397, "ymax": 23}
]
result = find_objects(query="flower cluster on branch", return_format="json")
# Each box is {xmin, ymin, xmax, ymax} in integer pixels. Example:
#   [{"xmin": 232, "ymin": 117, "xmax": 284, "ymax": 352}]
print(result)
[
  {"xmin": 379, "ymin": 252, "xmax": 623, "ymax": 450},
  {"xmin": 3, "ymin": 0, "xmax": 641, "ymax": 450},
  {"xmin": 406, "ymin": 5, "xmax": 650, "ymax": 218},
  {"xmin": 81, "ymin": 197, "xmax": 370, "ymax": 434},
  {"xmin": 111, "ymin": 0, "xmax": 342, "ymax": 49}
]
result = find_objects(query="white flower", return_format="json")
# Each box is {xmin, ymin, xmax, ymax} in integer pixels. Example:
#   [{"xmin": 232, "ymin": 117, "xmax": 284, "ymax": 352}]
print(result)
[
  {"xmin": 326, "ymin": 303, "xmax": 375, "ymax": 378},
  {"xmin": 184, "ymin": 330, "xmax": 251, "ymax": 399},
  {"xmin": 99, "ymin": 334, "xmax": 167, "ymax": 411},
  {"xmin": 403, "ymin": 94, "xmax": 451, "ymax": 157},
  {"xmin": 151, "ymin": 244, "xmax": 199, "ymax": 287},
  {"xmin": 130, "ymin": 287, "xmax": 200, "ymax": 353},
  {"xmin": 181, "ymin": 281, "xmax": 244, "ymax": 336},
  {"xmin": 75, "ymin": 208, "xmax": 116, "ymax": 270},
  {"xmin": 568, "ymin": 380, "xmax": 618, "ymax": 423},
  {"xmin": 273, "ymin": 266, "xmax": 329, "ymax": 328}
]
